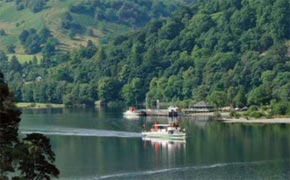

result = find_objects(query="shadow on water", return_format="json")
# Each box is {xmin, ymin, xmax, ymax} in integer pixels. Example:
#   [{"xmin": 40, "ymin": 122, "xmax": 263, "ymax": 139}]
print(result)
[{"xmin": 20, "ymin": 126, "xmax": 142, "ymax": 138}]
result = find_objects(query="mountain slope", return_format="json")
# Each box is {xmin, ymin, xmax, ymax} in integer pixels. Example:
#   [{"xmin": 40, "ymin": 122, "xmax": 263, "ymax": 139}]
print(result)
[
  {"xmin": 0, "ymin": 0, "xmax": 194, "ymax": 54},
  {"xmin": 3, "ymin": 0, "xmax": 290, "ymax": 112}
]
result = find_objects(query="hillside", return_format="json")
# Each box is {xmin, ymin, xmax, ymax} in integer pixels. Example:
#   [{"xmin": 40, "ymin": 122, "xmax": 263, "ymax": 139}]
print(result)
[
  {"xmin": 2, "ymin": 0, "xmax": 290, "ymax": 114},
  {"xmin": 0, "ymin": 0, "xmax": 194, "ymax": 55}
]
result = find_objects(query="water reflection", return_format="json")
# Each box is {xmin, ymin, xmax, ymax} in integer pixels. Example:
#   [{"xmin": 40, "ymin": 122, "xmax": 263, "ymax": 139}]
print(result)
[
  {"xmin": 21, "ymin": 126, "xmax": 142, "ymax": 137},
  {"xmin": 142, "ymin": 138, "xmax": 186, "ymax": 162}
]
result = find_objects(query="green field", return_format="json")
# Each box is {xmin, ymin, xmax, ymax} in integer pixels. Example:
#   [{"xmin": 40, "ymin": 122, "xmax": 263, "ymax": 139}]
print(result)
[
  {"xmin": 0, "ymin": 0, "xmax": 100, "ymax": 53},
  {"xmin": 17, "ymin": 102, "xmax": 64, "ymax": 108},
  {"xmin": 7, "ymin": 54, "xmax": 42, "ymax": 64}
]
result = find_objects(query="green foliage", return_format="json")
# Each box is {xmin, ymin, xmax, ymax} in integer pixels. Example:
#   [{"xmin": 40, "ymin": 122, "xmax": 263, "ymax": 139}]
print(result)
[
  {"xmin": 16, "ymin": 133, "xmax": 59, "ymax": 179},
  {"xmin": 18, "ymin": 28, "xmax": 58, "ymax": 55},
  {"xmin": 271, "ymin": 0, "xmax": 290, "ymax": 41},
  {"xmin": 121, "ymin": 78, "xmax": 143, "ymax": 105},
  {"xmin": 15, "ymin": 0, "xmax": 50, "ymax": 13},
  {"xmin": 3, "ymin": 0, "xmax": 290, "ymax": 111},
  {"xmin": 207, "ymin": 91, "xmax": 227, "ymax": 108},
  {"xmin": 247, "ymin": 111, "xmax": 266, "ymax": 119},
  {"xmin": 229, "ymin": 111, "xmax": 241, "ymax": 118},
  {"xmin": 9, "ymin": 56, "xmax": 22, "ymax": 72},
  {"xmin": 0, "ymin": 0, "xmax": 187, "ymax": 53},
  {"xmin": 61, "ymin": 12, "xmax": 83, "ymax": 35},
  {"xmin": 97, "ymin": 77, "xmax": 120, "ymax": 102},
  {"xmin": 271, "ymin": 100, "xmax": 290, "ymax": 115},
  {"xmin": 69, "ymin": 0, "xmax": 179, "ymax": 27},
  {"xmin": 247, "ymin": 85, "xmax": 272, "ymax": 106},
  {"xmin": 0, "ymin": 71, "xmax": 59, "ymax": 179},
  {"xmin": 6, "ymin": 44, "xmax": 16, "ymax": 53}
]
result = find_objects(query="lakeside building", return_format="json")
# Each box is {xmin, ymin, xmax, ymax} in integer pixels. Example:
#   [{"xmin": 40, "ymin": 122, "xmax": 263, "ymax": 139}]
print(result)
[
  {"xmin": 183, "ymin": 101, "xmax": 214, "ymax": 113},
  {"xmin": 192, "ymin": 101, "xmax": 214, "ymax": 112}
]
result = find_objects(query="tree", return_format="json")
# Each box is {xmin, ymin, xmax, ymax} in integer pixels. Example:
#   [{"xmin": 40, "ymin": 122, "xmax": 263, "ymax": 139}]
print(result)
[
  {"xmin": 121, "ymin": 78, "xmax": 142, "ymax": 105},
  {"xmin": 6, "ymin": 44, "xmax": 16, "ymax": 53},
  {"xmin": 42, "ymin": 37, "xmax": 58, "ymax": 57},
  {"xmin": 19, "ymin": 30, "xmax": 29, "ymax": 44},
  {"xmin": 0, "ymin": 71, "xmax": 59, "ymax": 179},
  {"xmin": 247, "ymin": 85, "xmax": 272, "ymax": 105},
  {"xmin": 9, "ymin": 56, "xmax": 22, "ymax": 72},
  {"xmin": 233, "ymin": 86, "xmax": 247, "ymax": 108},
  {"xmin": 207, "ymin": 90, "xmax": 227, "ymax": 109},
  {"xmin": 271, "ymin": 0, "xmax": 290, "ymax": 41},
  {"xmin": 97, "ymin": 77, "xmax": 120, "ymax": 102},
  {"xmin": 17, "ymin": 134, "xmax": 59, "ymax": 179},
  {"xmin": 271, "ymin": 100, "xmax": 290, "ymax": 115},
  {"xmin": 0, "ymin": 50, "xmax": 8, "ymax": 73},
  {"xmin": 0, "ymin": 71, "xmax": 20, "ymax": 178},
  {"xmin": 39, "ymin": 28, "xmax": 51, "ymax": 43},
  {"xmin": 158, "ymin": 20, "xmax": 184, "ymax": 40},
  {"xmin": 24, "ymin": 34, "xmax": 41, "ymax": 54}
]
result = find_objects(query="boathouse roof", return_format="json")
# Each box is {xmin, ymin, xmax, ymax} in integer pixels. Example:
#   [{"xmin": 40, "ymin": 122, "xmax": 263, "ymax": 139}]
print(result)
[{"xmin": 193, "ymin": 101, "xmax": 213, "ymax": 108}]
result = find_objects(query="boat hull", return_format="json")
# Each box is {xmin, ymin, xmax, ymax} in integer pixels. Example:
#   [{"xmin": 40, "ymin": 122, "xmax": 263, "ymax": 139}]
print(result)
[
  {"xmin": 123, "ymin": 110, "xmax": 146, "ymax": 117},
  {"xmin": 141, "ymin": 132, "xmax": 186, "ymax": 140}
]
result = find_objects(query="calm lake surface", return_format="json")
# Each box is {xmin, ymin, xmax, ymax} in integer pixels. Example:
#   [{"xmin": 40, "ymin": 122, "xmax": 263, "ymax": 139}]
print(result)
[{"xmin": 19, "ymin": 108, "xmax": 290, "ymax": 180}]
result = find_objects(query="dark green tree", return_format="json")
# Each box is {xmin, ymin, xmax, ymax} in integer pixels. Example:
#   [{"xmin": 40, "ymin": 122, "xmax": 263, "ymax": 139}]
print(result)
[
  {"xmin": 6, "ymin": 44, "xmax": 16, "ymax": 53},
  {"xmin": 19, "ymin": 30, "xmax": 29, "ymax": 44},
  {"xmin": 9, "ymin": 56, "xmax": 22, "ymax": 72},
  {"xmin": 271, "ymin": 0, "xmax": 290, "ymax": 41},
  {"xmin": 207, "ymin": 90, "xmax": 227, "ymax": 109},
  {"xmin": 121, "ymin": 78, "xmax": 142, "ymax": 105},
  {"xmin": 97, "ymin": 77, "xmax": 120, "ymax": 102},
  {"xmin": 0, "ymin": 71, "xmax": 59, "ymax": 179}
]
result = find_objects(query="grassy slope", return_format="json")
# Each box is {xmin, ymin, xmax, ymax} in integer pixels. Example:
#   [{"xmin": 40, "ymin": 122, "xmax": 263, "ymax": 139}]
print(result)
[
  {"xmin": 7, "ymin": 54, "xmax": 42, "ymax": 63},
  {"xmin": 0, "ymin": 0, "xmax": 100, "ymax": 60},
  {"xmin": 0, "ymin": 0, "xmax": 192, "ymax": 63}
]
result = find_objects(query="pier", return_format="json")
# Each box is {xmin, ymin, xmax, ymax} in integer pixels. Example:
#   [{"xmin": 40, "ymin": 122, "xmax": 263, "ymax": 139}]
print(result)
[{"xmin": 139, "ymin": 109, "xmax": 179, "ymax": 117}]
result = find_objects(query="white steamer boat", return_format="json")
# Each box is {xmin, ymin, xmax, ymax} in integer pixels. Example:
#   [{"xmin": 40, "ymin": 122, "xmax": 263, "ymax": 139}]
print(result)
[{"xmin": 141, "ymin": 123, "xmax": 186, "ymax": 140}]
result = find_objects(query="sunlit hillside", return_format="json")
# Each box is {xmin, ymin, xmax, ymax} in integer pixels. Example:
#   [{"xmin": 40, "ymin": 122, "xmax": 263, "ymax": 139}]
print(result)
[{"xmin": 0, "ymin": 0, "xmax": 194, "ymax": 56}]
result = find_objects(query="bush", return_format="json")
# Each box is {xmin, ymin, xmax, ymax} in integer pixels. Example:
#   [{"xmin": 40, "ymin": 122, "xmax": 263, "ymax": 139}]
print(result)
[
  {"xmin": 248, "ymin": 111, "xmax": 265, "ymax": 118},
  {"xmin": 229, "ymin": 111, "xmax": 241, "ymax": 118},
  {"xmin": 248, "ymin": 105, "xmax": 259, "ymax": 112},
  {"xmin": 271, "ymin": 101, "xmax": 290, "ymax": 115}
]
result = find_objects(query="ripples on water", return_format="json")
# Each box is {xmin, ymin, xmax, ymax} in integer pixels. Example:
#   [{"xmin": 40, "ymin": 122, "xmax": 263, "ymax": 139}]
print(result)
[
  {"xmin": 57, "ymin": 160, "xmax": 290, "ymax": 180},
  {"xmin": 20, "ymin": 126, "xmax": 142, "ymax": 138}
]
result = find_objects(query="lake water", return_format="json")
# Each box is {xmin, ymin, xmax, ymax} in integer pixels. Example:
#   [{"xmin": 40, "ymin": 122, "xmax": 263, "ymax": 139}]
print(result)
[{"xmin": 19, "ymin": 108, "xmax": 290, "ymax": 180}]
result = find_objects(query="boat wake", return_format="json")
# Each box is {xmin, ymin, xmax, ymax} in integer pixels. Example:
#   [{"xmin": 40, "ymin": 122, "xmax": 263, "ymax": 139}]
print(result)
[
  {"xmin": 20, "ymin": 127, "xmax": 142, "ymax": 138},
  {"xmin": 58, "ymin": 159, "xmax": 281, "ymax": 180},
  {"xmin": 92, "ymin": 163, "xmax": 243, "ymax": 180}
]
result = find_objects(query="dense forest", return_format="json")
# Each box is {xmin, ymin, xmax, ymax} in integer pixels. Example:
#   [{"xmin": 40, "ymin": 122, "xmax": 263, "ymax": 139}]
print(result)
[{"xmin": 1, "ymin": 0, "xmax": 290, "ymax": 114}]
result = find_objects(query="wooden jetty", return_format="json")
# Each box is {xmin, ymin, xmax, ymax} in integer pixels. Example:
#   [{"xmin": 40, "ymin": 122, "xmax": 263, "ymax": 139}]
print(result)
[{"xmin": 138, "ymin": 109, "xmax": 179, "ymax": 117}]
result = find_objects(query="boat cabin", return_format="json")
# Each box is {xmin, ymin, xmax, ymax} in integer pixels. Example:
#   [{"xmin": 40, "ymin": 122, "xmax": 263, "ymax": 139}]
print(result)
[
  {"xmin": 142, "ymin": 122, "xmax": 186, "ymax": 140},
  {"xmin": 150, "ymin": 123, "xmax": 181, "ymax": 133}
]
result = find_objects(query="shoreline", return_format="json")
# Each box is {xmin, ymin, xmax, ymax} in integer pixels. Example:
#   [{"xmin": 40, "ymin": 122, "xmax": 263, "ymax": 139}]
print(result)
[
  {"xmin": 16, "ymin": 102, "xmax": 64, "ymax": 109},
  {"xmin": 183, "ymin": 112, "xmax": 290, "ymax": 124},
  {"xmin": 221, "ymin": 117, "xmax": 290, "ymax": 124}
]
